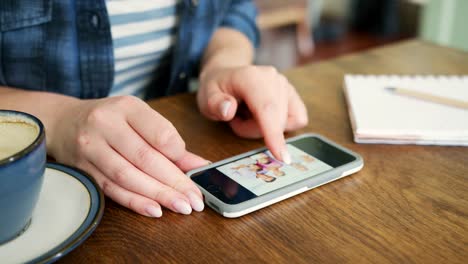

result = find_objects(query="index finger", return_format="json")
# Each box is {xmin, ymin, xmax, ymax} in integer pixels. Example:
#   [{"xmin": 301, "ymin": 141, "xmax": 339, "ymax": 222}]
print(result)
[
  {"xmin": 122, "ymin": 97, "xmax": 187, "ymax": 162},
  {"xmin": 236, "ymin": 69, "xmax": 291, "ymax": 164}
]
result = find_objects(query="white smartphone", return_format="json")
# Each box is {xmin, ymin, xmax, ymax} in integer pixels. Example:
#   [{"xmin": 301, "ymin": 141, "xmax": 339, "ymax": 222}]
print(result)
[{"xmin": 186, "ymin": 133, "xmax": 364, "ymax": 218}]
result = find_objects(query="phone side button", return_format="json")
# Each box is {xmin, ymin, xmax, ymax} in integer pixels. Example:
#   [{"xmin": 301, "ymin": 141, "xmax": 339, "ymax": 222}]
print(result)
[
  {"xmin": 207, "ymin": 201, "xmax": 220, "ymax": 212},
  {"xmin": 223, "ymin": 186, "xmax": 309, "ymax": 218}
]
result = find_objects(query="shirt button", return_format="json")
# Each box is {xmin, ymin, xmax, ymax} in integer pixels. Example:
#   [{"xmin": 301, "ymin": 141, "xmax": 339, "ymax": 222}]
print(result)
[
  {"xmin": 179, "ymin": 72, "xmax": 186, "ymax": 79},
  {"xmin": 90, "ymin": 13, "xmax": 100, "ymax": 29},
  {"xmin": 191, "ymin": 0, "xmax": 198, "ymax": 7}
]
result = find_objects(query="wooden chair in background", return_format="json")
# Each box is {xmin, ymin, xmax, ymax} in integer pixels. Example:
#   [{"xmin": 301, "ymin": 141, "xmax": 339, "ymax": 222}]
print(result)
[{"xmin": 255, "ymin": 0, "xmax": 315, "ymax": 57}]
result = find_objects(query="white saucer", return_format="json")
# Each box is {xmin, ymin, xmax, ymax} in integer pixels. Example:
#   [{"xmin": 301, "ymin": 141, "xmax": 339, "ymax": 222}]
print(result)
[{"xmin": 0, "ymin": 163, "xmax": 104, "ymax": 264}]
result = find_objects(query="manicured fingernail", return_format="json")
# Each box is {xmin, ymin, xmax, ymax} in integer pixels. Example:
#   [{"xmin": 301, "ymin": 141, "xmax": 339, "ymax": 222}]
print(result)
[
  {"xmin": 173, "ymin": 199, "xmax": 192, "ymax": 215},
  {"xmin": 145, "ymin": 205, "xmax": 162, "ymax": 218},
  {"xmin": 187, "ymin": 191, "xmax": 204, "ymax": 212},
  {"xmin": 221, "ymin": 100, "xmax": 231, "ymax": 119},
  {"xmin": 281, "ymin": 149, "xmax": 292, "ymax": 165}
]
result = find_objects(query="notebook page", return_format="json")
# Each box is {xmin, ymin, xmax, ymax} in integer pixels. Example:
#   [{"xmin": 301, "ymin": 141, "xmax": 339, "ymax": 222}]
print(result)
[{"xmin": 344, "ymin": 75, "xmax": 468, "ymax": 144}]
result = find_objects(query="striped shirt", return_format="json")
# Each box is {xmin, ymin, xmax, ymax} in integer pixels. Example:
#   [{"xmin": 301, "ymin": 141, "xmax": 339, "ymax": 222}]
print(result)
[{"xmin": 106, "ymin": 0, "xmax": 180, "ymax": 98}]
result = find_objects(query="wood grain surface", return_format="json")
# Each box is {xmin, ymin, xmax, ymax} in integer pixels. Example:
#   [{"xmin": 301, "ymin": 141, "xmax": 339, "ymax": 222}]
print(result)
[{"xmin": 61, "ymin": 40, "xmax": 468, "ymax": 263}]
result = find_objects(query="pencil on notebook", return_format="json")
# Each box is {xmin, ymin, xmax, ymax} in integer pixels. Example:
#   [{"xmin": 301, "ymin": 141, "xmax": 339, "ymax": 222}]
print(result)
[{"xmin": 385, "ymin": 87, "xmax": 468, "ymax": 110}]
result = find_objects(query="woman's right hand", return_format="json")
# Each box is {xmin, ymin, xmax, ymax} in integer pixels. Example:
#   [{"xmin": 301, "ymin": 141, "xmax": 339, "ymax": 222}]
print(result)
[{"xmin": 49, "ymin": 95, "xmax": 208, "ymax": 217}]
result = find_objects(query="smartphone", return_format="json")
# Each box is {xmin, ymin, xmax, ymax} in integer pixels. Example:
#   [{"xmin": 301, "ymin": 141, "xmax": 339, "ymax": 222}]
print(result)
[{"xmin": 187, "ymin": 133, "xmax": 364, "ymax": 218}]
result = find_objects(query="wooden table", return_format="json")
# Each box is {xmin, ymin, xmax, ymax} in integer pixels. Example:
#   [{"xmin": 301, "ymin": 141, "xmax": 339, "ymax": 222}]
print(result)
[{"xmin": 63, "ymin": 40, "xmax": 468, "ymax": 263}]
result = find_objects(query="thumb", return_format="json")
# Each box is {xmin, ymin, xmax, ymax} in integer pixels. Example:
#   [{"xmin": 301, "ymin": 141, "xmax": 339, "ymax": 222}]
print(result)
[{"xmin": 199, "ymin": 87, "xmax": 238, "ymax": 121}]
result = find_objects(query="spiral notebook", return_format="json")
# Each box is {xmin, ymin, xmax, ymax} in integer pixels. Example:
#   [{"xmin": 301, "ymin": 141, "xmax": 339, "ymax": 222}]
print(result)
[{"xmin": 343, "ymin": 75, "xmax": 468, "ymax": 146}]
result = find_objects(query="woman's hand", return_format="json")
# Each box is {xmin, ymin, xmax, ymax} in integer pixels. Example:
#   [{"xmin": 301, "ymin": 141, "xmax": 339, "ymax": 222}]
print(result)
[
  {"xmin": 50, "ymin": 95, "xmax": 208, "ymax": 217},
  {"xmin": 197, "ymin": 65, "xmax": 308, "ymax": 163}
]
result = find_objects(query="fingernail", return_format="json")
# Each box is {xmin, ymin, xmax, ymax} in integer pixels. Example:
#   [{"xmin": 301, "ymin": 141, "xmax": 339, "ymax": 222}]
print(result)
[
  {"xmin": 206, "ymin": 160, "xmax": 213, "ymax": 165},
  {"xmin": 281, "ymin": 149, "xmax": 292, "ymax": 165},
  {"xmin": 145, "ymin": 205, "xmax": 162, "ymax": 218},
  {"xmin": 173, "ymin": 199, "xmax": 192, "ymax": 215},
  {"xmin": 187, "ymin": 191, "xmax": 204, "ymax": 212},
  {"xmin": 220, "ymin": 100, "xmax": 231, "ymax": 119}
]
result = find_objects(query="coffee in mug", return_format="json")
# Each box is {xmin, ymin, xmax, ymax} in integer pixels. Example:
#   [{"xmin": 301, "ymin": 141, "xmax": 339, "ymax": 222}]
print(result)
[
  {"xmin": 0, "ymin": 116, "xmax": 40, "ymax": 160},
  {"xmin": 0, "ymin": 110, "xmax": 46, "ymax": 244}
]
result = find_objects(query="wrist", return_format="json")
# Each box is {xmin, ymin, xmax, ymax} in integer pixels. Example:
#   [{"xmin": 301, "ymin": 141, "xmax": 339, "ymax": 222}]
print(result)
[{"xmin": 46, "ymin": 95, "xmax": 82, "ymax": 157}]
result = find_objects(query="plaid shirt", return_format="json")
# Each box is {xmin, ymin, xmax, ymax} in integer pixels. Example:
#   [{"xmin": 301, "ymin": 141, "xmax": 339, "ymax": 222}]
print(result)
[{"xmin": 0, "ymin": 0, "xmax": 259, "ymax": 99}]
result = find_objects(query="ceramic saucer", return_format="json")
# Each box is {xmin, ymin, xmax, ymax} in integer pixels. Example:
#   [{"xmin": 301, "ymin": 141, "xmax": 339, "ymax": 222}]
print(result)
[{"xmin": 0, "ymin": 163, "xmax": 104, "ymax": 264}]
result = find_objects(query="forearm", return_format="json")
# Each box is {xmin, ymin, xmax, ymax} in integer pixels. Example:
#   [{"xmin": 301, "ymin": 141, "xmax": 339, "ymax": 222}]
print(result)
[
  {"xmin": 200, "ymin": 27, "xmax": 255, "ymax": 82},
  {"xmin": 0, "ymin": 87, "xmax": 80, "ymax": 150}
]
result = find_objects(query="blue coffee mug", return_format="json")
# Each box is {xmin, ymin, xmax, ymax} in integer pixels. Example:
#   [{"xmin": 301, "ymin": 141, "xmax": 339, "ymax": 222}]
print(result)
[{"xmin": 0, "ymin": 110, "xmax": 46, "ymax": 244}]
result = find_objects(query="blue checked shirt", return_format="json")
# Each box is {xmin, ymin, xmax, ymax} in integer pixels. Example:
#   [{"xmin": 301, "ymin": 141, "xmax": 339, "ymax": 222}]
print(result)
[{"xmin": 0, "ymin": 0, "xmax": 259, "ymax": 99}]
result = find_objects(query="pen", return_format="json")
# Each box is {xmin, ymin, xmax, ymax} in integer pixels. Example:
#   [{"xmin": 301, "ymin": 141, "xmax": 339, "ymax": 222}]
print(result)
[{"xmin": 385, "ymin": 87, "xmax": 468, "ymax": 110}]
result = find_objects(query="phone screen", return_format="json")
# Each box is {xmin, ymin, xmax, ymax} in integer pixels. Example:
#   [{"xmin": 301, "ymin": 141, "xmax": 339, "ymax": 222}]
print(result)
[
  {"xmin": 216, "ymin": 144, "xmax": 332, "ymax": 196},
  {"xmin": 191, "ymin": 136, "xmax": 356, "ymax": 204}
]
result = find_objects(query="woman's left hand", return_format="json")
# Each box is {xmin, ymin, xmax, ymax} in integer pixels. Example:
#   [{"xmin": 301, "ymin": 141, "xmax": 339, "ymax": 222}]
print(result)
[{"xmin": 197, "ymin": 65, "xmax": 308, "ymax": 163}]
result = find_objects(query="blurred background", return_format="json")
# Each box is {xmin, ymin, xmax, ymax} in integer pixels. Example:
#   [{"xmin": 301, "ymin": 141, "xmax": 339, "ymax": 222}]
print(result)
[{"xmin": 255, "ymin": 0, "xmax": 468, "ymax": 70}]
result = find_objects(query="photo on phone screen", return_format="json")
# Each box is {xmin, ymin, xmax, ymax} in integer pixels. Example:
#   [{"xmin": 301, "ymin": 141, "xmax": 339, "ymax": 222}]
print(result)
[{"xmin": 216, "ymin": 144, "xmax": 333, "ymax": 196}]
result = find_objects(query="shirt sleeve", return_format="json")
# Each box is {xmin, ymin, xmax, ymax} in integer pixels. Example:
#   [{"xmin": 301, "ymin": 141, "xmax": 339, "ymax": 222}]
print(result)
[{"xmin": 220, "ymin": 0, "xmax": 261, "ymax": 48}]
